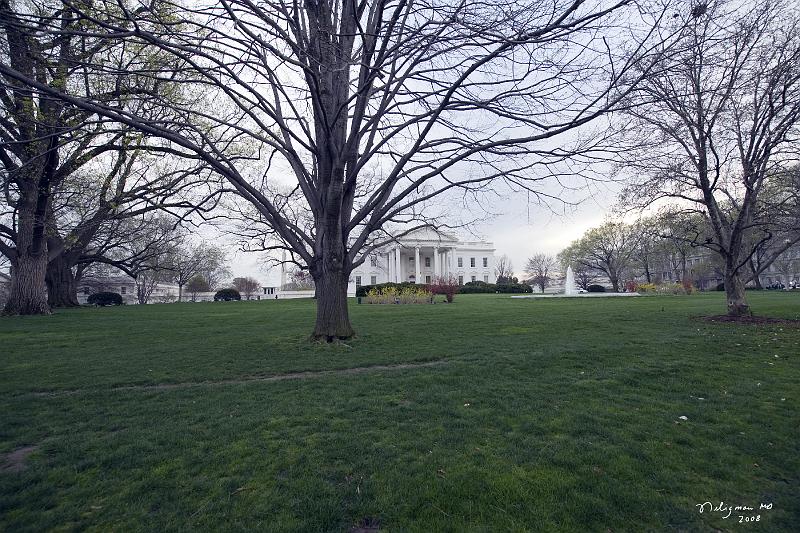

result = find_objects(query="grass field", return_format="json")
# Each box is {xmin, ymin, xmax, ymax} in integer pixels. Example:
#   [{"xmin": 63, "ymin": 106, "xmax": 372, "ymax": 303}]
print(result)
[{"xmin": 1, "ymin": 293, "xmax": 799, "ymax": 532}]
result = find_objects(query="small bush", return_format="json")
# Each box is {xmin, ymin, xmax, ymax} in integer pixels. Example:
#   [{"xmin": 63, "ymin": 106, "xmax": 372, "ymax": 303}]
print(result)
[
  {"xmin": 87, "ymin": 292, "xmax": 123, "ymax": 306},
  {"xmin": 214, "ymin": 288, "xmax": 241, "ymax": 301},
  {"xmin": 356, "ymin": 282, "xmax": 424, "ymax": 298},
  {"xmin": 715, "ymin": 282, "xmax": 725, "ymax": 291},
  {"xmin": 587, "ymin": 284, "xmax": 606, "ymax": 293},
  {"xmin": 429, "ymin": 276, "xmax": 459, "ymax": 302},
  {"xmin": 636, "ymin": 282, "xmax": 657, "ymax": 293},
  {"xmin": 364, "ymin": 285, "xmax": 432, "ymax": 304},
  {"xmin": 460, "ymin": 281, "xmax": 495, "ymax": 294}
]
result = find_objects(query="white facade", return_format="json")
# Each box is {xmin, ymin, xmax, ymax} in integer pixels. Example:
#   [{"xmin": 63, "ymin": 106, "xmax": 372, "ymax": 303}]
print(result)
[{"xmin": 348, "ymin": 229, "xmax": 496, "ymax": 295}]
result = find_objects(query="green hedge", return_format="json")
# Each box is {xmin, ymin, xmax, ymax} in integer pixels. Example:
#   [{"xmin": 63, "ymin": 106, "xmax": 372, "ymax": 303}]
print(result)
[{"xmin": 460, "ymin": 281, "xmax": 532, "ymax": 294}]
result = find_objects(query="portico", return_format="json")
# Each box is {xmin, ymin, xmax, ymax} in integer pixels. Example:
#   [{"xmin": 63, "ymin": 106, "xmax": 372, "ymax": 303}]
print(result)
[
  {"xmin": 384, "ymin": 244, "xmax": 455, "ymax": 284},
  {"xmin": 348, "ymin": 228, "xmax": 496, "ymax": 295}
]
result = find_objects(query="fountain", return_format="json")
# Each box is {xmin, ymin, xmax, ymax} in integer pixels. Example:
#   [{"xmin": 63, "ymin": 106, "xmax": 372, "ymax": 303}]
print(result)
[{"xmin": 564, "ymin": 265, "xmax": 577, "ymax": 296}]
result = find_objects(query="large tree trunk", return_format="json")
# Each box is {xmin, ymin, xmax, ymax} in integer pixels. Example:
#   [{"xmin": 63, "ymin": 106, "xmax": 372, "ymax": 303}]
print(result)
[
  {"xmin": 312, "ymin": 269, "xmax": 354, "ymax": 341},
  {"xmin": 3, "ymin": 194, "xmax": 51, "ymax": 315},
  {"xmin": 724, "ymin": 268, "xmax": 751, "ymax": 317},
  {"xmin": 46, "ymin": 255, "xmax": 80, "ymax": 308},
  {"xmin": 4, "ymin": 254, "xmax": 50, "ymax": 315}
]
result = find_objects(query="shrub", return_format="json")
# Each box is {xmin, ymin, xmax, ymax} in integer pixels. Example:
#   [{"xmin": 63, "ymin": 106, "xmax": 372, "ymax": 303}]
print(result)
[
  {"xmin": 429, "ymin": 276, "xmax": 459, "ymax": 302},
  {"xmin": 625, "ymin": 280, "xmax": 638, "ymax": 293},
  {"xmin": 356, "ymin": 281, "xmax": 424, "ymax": 298},
  {"xmin": 715, "ymin": 282, "xmax": 725, "ymax": 291},
  {"xmin": 636, "ymin": 282, "xmax": 657, "ymax": 293},
  {"xmin": 681, "ymin": 277, "xmax": 694, "ymax": 295},
  {"xmin": 364, "ymin": 285, "xmax": 432, "ymax": 304},
  {"xmin": 214, "ymin": 288, "xmax": 241, "ymax": 301},
  {"xmin": 587, "ymin": 284, "xmax": 606, "ymax": 293},
  {"xmin": 656, "ymin": 282, "xmax": 687, "ymax": 295},
  {"xmin": 460, "ymin": 281, "xmax": 495, "ymax": 294},
  {"xmin": 495, "ymin": 283, "xmax": 533, "ymax": 294},
  {"xmin": 87, "ymin": 291, "xmax": 123, "ymax": 306}
]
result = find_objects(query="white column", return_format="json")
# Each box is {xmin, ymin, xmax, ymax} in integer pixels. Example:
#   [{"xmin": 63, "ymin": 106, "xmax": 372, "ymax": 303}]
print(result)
[
  {"xmin": 386, "ymin": 252, "xmax": 391, "ymax": 282},
  {"xmin": 415, "ymin": 247, "xmax": 421, "ymax": 283},
  {"xmin": 394, "ymin": 247, "xmax": 401, "ymax": 282},
  {"xmin": 433, "ymin": 247, "xmax": 440, "ymax": 278}
]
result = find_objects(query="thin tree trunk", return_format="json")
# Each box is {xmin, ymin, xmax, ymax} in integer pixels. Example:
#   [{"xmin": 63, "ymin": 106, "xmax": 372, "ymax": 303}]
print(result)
[
  {"xmin": 312, "ymin": 270, "xmax": 354, "ymax": 341},
  {"xmin": 46, "ymin": 255, "xmax": 80, "ymax": 307},
  {"xmin": 748, "ymin": 259, "xmax": 764, "ymax": 289}
]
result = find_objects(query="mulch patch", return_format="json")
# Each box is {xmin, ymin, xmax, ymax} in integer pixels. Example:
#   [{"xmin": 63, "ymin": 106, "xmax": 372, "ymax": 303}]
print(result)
[{"xmin": 697, "ymin": 315, "xmax": 800, "ymax": 326}]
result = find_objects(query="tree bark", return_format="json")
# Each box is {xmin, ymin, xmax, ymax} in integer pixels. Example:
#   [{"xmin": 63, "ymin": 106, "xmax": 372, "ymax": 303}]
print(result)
[
  {"xmin": 46, "ymin": 255, "xmax": 80, "ymax": 307},
  {"xmin": 3, "ymin": 191, "xmax": 51, "ymax": 315},
  {"xmin": 312, "ymin": 270, "xmax": 354, "ymax": 341},
  {"xmin": 4, "ymin": 254, "xmax": 50, "ymax": 315},
  {"xmin": 724, "ymin": 268, "xmax": 751, "ymax": 317}
]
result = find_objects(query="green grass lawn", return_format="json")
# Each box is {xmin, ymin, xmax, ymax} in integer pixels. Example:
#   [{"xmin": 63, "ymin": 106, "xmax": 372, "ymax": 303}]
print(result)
[{"xmin": 1, "ymin": 293, "xmax": 799, "ymax": 532}]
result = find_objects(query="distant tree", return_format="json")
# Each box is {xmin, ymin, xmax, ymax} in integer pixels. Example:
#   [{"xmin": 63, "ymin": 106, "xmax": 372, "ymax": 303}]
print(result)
[
  {"xmin": 559, "ymin": 222, "xmax": 637, "ymax": 292},
  {"xmin": 495, "ymin": 255, "xmax": 514, "ymax": 284},
  {"xmin": 525, "ymin": 253, "xmax": 558, "ymax": 293},
  {"xmin": 168, "ymin": 243, "xmax": 228, "ymax": 302},
  {"xmin": 232, "ymin": 277, "xmax": 260, "ymax": 300},
  {"xmin": 185, "ymin": 275, "xmax": 211, "ymax": 302},
  {"xmin": 287, "ymin": 269, "xmax": 315, "ymax": 291}
]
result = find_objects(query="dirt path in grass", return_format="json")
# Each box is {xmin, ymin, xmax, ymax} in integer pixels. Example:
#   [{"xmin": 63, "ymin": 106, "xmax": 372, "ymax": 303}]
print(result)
[{"xmin": 28, "ymin": 360, "xmax": 449, "ymax": 397}]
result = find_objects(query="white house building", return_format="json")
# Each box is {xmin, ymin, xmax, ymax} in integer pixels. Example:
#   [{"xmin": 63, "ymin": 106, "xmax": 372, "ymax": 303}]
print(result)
[{"xmin": 347, "ymin": 229, "xmax": 496, "ymax": 294}]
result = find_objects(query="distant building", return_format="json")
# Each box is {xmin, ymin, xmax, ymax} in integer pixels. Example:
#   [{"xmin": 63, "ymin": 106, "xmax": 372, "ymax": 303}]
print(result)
[
  {"xmin": 348, "ymin": 229, "xmax": 496, "ymax": 294},
  {"xmin": 77, "ymin": 274, "xmax": 180, "ymax": 304},
  {"xmin": 260, "ymin": 230, "xmax": 497, "ymax": 298}
]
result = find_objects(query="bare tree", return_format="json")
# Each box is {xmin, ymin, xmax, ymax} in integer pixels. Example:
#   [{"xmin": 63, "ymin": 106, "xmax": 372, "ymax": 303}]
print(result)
[
  {"xmin": 618, "ymin": 0, "xmax": 800, "ymax": 315},
  {"xmin": 168, "ymin": 242, "xmax": 228, "ymax": 302},
  {"xmin": 1, "ymin": 0, "xmax": 675, "ymax": 336},
  {"xmin": 232, "ymin": 276, "xmax": 260, "ymax": 300},
  {"xmin": 494, "ymin": 255, "xmax": 515, "ymax": 284},
  {"xmin": 525, "ymin": 253, "xmax": 558, "ymax": 293}
]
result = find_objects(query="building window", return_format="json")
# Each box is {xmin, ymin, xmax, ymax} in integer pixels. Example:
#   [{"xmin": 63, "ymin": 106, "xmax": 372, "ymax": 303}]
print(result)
[
  {"xmin": 482, "ymin": 257, "xmax": 488, "ymax": 267},
  {"xmin": 425, "ymin": 275, "xmax": 431, "ymax": 284},
  {"xmin": 121, "ymin": 286, "xmax": 126, "ymax": 294},
  {"xmin": 83, "ymin": 287, "xmax": 90, "ymax": 295},
  {"xmin": 458, "ymin": 257, "xmax": 463, "ymax": 267},
  {"xmin": 409, "ymin": 257, "xmax": 414, "ymax": 263},
  {"xmin": 458, "ymin": 275, "xmax": 463, "ymax": 285},
  {"xmin": 425, "ymin": 257, "xmax": 431, "ymax": 267},
  {"xmin": 470, "ymin": 257, "xmax": 476, "ymax": 267},
  {"xmin": 484, "ymin": 275, "xmax": 489, "ymax": 282},
  {"xmin": 370, "ymin": 275, "xmax": 377, "ymax": 285},
  {"xmin": 355, "ymin": 276, "xmax": 362, "ymax": 288},
  {"xmin": 370, "ymin": 256, "xmax": 377, "ymax": 267},
  {"xmin": 471, "ymin": 275, "xmax": 476, "ymax": 282}
]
